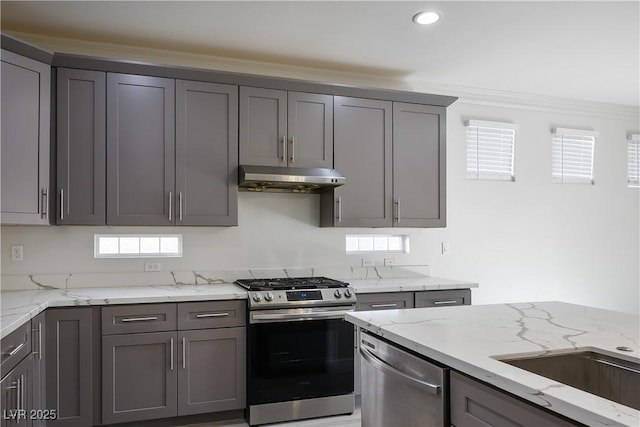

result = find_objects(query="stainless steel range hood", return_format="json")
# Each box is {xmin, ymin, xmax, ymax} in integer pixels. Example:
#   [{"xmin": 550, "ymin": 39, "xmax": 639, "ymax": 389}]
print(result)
[{"xmin": 239, "ymin": 165, "xmax": 346, "ymax": 193}]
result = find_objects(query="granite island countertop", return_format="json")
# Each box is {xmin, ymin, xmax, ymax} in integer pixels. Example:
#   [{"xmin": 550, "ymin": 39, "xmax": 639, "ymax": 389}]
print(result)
[{"xmin": 345, "ymin": 301, "xmax": 640, "ymax": 426}]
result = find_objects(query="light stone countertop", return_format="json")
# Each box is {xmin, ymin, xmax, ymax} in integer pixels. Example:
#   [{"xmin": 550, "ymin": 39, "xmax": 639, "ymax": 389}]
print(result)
[
  {"xmin": 346, "ymin": 301, "xmax": 640, "ymax": 427},
  {"xmin": 348, "ymin": 276, "xmax": 477, "ymax": 293}
]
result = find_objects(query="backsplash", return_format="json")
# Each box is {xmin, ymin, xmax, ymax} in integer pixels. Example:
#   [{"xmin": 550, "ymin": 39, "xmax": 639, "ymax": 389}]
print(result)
[{"xmin": 0, "ymin": 265, "xmax": 432, "ymax": 291}]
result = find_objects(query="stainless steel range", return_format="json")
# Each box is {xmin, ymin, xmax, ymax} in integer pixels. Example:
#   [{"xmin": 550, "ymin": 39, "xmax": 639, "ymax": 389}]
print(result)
[{"xmin": 235, "ymin": 277, "xmax": 356, "ymax": 426}]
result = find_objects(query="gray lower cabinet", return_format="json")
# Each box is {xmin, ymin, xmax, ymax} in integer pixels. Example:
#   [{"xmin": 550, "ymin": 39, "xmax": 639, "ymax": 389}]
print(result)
[
  {"xmin": 56, "ymin": 68, "xmax": 106, "ymax": 225},
  {"xmin": 450, "ymin": 371, "xmax": 577, "ymax": 427},
  {"xmin": 178, "ymin": 327, "xmax": 246, "ymax": 416},
  {"xmin": 355, "ymin": 292, "xmax": 415, "ymax": 311},
  {"xmin": 239, "ymin": 86, "xmax": 333, "ymax": 168},
  {"xmin": 1, "ymin": 354, "xmax": 34, "ymax": 427},
  {"xmin": 321, "ymin": 96, "xmax": 393, "ymax": 227},
  {"xmin": 30, "ymin": 312, "xmax": 46, "ymax": 427},
  {"xmin": 414, "ymin": 289, "xmax": 471, "ymax": 308},
  {"xmin": 0, "ymin": 49, "xmax": 50, "ymax": 225},
  {"xmin": 106, "ymin": 73, "xmax": 175, "ymax": 225},
  {"xmin": 45, "ymin": 308, "xmax": 93, "ymax": 427},
  {"xmin": 102, "ymin": 331, "xmax": 178, "ymax": 424},
  {"xmin": 176, "ymin": 80, "xmax": 238, "ymax": 226}
]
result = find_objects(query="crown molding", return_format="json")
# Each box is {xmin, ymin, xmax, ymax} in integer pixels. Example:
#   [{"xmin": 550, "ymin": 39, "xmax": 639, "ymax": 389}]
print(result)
[{"xmin": 8, "ymin": 31, "xmax": 640, "ymax": 122}]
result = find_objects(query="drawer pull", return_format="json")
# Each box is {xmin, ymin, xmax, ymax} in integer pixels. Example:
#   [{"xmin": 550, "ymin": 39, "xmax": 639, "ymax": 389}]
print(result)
[
  {"xmin": 433, "ymin": 300, "xmax": 458, "ymax": 305},
  {"xmin": 121, "ymin": 316, "xmax": 159, "ymax": 323},
  {"xmin": 7, "ymin": 342, "xmax": 25, "ymax": 357},
  {"xmin": 195, "ymin": 312, "xmax": 230, "ymax": 319},
  {"xmin": 371, "ymin": 303, "xmax": 399, "ymax": 308}
]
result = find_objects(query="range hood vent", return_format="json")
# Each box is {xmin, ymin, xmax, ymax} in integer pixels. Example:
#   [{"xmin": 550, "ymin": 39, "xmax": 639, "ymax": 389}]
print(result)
[{"xmin": 238, "ymin": 165, "xmax": 346, "ymax": 194}]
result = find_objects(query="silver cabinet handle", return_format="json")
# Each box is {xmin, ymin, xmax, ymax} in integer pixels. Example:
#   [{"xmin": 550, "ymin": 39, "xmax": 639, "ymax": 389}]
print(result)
[
  {"xmin": 41, "ymin": 188, "xmax": 48, "ymax": 219},
  {"xmin": 178, "ymin": 192, "xmax": 183, "ymax": 221},
  {"xmin": 433, "ymin": 300, "xmax": 459, "ymax": 305},
  {"xmin": 371, "ymin": 303, "xmax": 399, "ymax": 309},
  {"xmin": 290, "ymin": 136, "xmax": 295, "ymax": 163},
  {"xmin": 168, "ymin": 191, "xmax": 173, "ymax": 222},
  {"xmin": 336, "ymin": 197, "xmax": 342, "ymax": 223},
  {"xmin": 7, "ymin": 342, "xmax": 25, "ymax": 357},
  {"xmin": 170, "ymin": 338, "xmax": 174, "ymax": 371},
  {"xmin": 182, "ymin": 337, "xmax": 186, "ymax": 369},
  {"xmin": 360, "ymin": 346, "xmax": 441, "ymax": 395},
  {"xmin": 60, "ymin": 189, "xmax": 65, "ymax": 221},
  {"xmin": 195, "ymin": 312, "xmax": 229, "ymax": 319},
  {"xmin": 120, "ymin": 316, "xmax": 159, "ymax": 323},
  {"xmin": 394, "ymin": 198, "xmax": 400, "ymax": 224},
  {"xmin": 280, "ymin": 135, "xmax": 286, "ymax": 162},
  {"xmin": 20, "ymin": 374, "xmax": 25, "ymax": 418},
  {"xmin": 32, "ymin": 323, "xmax": 42, "ymax": 360}
]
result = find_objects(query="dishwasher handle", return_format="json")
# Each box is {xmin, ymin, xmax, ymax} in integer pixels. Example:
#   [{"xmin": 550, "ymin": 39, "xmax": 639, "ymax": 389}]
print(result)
[{"xmin": 360, "ymin": 346, "xmax": 442, "ymax": 395}]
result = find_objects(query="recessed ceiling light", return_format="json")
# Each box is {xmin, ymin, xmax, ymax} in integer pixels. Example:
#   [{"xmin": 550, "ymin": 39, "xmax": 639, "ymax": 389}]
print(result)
[{"xmin": 413, "ymin": 11, "xmax": 440, "ymax": 25}]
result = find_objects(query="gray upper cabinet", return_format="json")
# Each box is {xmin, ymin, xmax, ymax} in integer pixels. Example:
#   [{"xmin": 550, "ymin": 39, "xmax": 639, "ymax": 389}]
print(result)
[
  {"xmin": 1, "ymin": 49, "xmax": 50, "ymax": 225},
  {"xmin": 321, "ymin": 96, "xmax": 393, "ymax": 227},
  {"xmin": 393, "ymin": 102, "xmax": 446, "ymax": 227},
  {"xmin": 322, "ymin": 98, "xmax": 447, "ymax": 228},
  {"xmin": 176, "ymin": 80, "xmax": 238, "ymax": 226},
  {"xmin": 106, "ymin": 73, "xmax": 175, "ymax": 225},
  {"xmin": 239, "ymin": 87, "xmax": 333, "ymax": 168},
  {"xmin": 57, "ymin": 68, "xmax": 106, "ymax": 225}
]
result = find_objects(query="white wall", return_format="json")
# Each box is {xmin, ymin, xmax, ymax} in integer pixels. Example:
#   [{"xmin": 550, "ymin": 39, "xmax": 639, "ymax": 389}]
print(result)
[{"xmin": 1, "ymin": 33, "xmax": 638, "ymax": 314}]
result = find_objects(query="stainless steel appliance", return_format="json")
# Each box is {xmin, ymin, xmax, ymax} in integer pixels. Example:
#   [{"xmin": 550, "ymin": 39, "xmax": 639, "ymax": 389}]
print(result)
[
  {"xmin": 234, "ymin": 277, "xmax": 356, "ymax": 426},
  {"xmin": 359, "ymin": 330, "xmax": 448, "ymax": 427},
  {"xmin": 238, "ymin": 165, "xmax": 346, "ymax": 193}
]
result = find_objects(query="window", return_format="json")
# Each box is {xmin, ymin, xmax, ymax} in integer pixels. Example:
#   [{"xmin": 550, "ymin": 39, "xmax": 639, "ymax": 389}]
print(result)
[
  {"xmin": 551, "ymin": 128, "xmax": 598, "ymax": 184},
  {"xmin": 345, "ymin": 234, "xmax": 410, "ymax": 254},
  {"xmin": 629, "ymin": 134, "xmax": 639, "ymax": 188},
  {"xmin": 465, "ymin": 120, "xmax": 517, "ymax": 181},
  {"xmin": 95, "ymin": 234, "xmax": 182, "ymax": 258}
]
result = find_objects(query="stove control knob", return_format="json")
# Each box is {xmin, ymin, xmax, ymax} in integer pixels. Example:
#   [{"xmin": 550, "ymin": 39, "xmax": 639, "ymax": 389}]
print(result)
[
  {"xmin": 252, "ymin": 293, "xmax": 263, "ymax": 302},
  {"xmin": 344, "ymin": 289, "xmax": 353, "ymax": 298},
  {"xmin": 264, "ymin": 292, "xmax": 274, "ymax": 302},
  {"xmin": 334, "ymin": 289, "xmax": 343, "ymax": 299}
]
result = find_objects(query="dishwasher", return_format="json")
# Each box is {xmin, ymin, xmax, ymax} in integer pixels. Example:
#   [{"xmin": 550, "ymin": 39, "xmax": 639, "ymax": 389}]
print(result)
[{"xmin": 359, "ymin": 330, "xmax": 448, "ymax": 427}]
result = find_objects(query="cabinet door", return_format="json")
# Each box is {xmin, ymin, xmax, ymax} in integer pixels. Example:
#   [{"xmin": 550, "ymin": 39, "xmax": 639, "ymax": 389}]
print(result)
[
  {"xmin": 176, "ymin": 80, "xmax": 238, "ymax": 226},
  {"xmin": 106, "ymin": 73, "xmax": 175, "ymax": 225},
  {"xmin": 355, "ymin": 292, "xmax": 415, "ymax": 311},
  {"xmin": 330, "ymin": 96, "xmax": 392, "ymax": 227},
  {"xmin": 45, "ymin": 308, "xmax": 92, "ymax": 427},
  {"xmin": 239, "ymin": 87, "xmax": 287, "ymax": 167},
  {"xmin": 393, "ymin": 102, "xmax": 446, "ymax": 227},
  {"xmin": 287, "ymin": 92, "xmax": 333, "ymax": 168},
  {"xmin": 102, "ymin": 332, "xmax": 177, "ymax": 424},
  {"xmin": 57, "ymin": 68, "xmax": 106, "ymax": 225},
  {"xmin": 0, "ymin": 50, "xmax": 50, "ymax": 225},
  {"xmin": 450, "ymin": 371, "xmax": 576, "ymax": 427},
  {"xmin": 177, "ymin": 327, "xmax": 246, "ymax": 416},
  {"xmin": 31, "ymin": 312, "xmax": 46, "ymax": 427},
  {"xmin": 414, "ymin": 289, "xmax": 471, "ymax": 308},
  {"xmin": 1, "ymin": 354, "xmax": 34, "ymax": 427}
]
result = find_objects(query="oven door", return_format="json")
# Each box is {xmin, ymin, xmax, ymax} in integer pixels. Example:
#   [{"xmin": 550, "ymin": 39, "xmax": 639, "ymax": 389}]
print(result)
[{"xmin": 248, "ymin": 306, "xmax": 355, "ymax": 405}]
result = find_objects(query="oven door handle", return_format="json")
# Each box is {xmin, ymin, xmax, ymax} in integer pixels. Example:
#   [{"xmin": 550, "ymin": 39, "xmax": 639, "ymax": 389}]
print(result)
[{"xmin": 251, "ymin": 309, "xmax": 353, "ymax": 323}]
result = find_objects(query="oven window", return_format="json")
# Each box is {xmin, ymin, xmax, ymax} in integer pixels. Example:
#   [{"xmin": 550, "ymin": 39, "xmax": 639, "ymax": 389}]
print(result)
[{"xmin": 248, "ymin": 318, "xmax": 354, "ymax": 404}]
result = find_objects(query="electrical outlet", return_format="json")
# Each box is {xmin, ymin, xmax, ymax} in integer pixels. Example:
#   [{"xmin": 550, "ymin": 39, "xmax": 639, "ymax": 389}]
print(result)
[
  {"xmin": 144, "ymin": 262, "xmax": 161, "ymax": 272},
  {"xmin": 10, "ymin": 245, "xmax": 23, "ymax": 262},
  {"xmin": 384, "ymin": 257, "xmax": 396, "ymax": 267},
  {"xmin": 441, "ymin": 242, "xmax": 450, "ymax": 255},
  {"xmin": 361, "ymin": 258, "xmax": 374, "ymax": 267}
]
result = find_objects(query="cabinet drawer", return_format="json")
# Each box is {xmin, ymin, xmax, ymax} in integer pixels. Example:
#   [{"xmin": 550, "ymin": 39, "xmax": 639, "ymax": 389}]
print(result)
[
  {"xmin": 102, "ymin": 304, "xmax": 177, "ymax": 335},
  {"xmin": 355, "ymin": 292, "xmax": 414, "ymax": 311},
  {"xmin": 178, "ymin": 301, "xmax": 245, "ymax": 330},
  {"xmin": 1, "ymin": 321, "xmax": 31, "ymax": 378},
  {"xmin": 414, "ymin": 289, "xmax": 471, "ymax": 308}
]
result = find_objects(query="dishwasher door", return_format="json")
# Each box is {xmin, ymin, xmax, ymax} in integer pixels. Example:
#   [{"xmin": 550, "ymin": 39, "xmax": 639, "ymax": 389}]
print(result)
[{"xmin": 359, "ymin": 330, "xmax": 448, "ymax": 427}]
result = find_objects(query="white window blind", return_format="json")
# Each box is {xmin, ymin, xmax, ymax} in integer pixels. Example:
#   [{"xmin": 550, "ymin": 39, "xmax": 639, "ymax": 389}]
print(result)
[
  {"xmin": 551, "ymin": 128, "xmax": 598, "ymax": 184},
  {"xmin": 465, "ymin": 120, "xmax": 517, "ymax": 181},
  {"xmin": 629, "ymin": 134, "xmax": 640, "ymax": 188}
]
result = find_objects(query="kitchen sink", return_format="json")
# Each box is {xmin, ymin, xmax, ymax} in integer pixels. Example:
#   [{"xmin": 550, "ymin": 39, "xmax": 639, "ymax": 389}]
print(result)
[{"xmin": 498, "ymin": 350, "xmax": 640, "ymax": 410}]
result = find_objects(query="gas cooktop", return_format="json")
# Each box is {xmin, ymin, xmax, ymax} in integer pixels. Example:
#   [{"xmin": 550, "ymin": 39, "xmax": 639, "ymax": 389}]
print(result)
[{"xmin": 234, "ymin": 276, "xmax": 349, "ymax": 291}]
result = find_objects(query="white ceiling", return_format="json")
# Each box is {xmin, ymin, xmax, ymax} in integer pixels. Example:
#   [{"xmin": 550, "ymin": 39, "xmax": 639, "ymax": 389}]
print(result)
[{"xmin": 2, "ymin": 1, "xmax": 638, "ymax": 106}]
